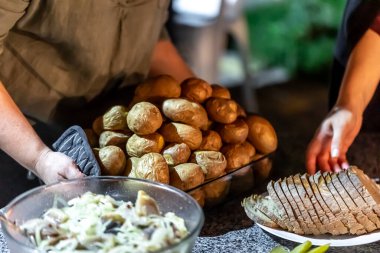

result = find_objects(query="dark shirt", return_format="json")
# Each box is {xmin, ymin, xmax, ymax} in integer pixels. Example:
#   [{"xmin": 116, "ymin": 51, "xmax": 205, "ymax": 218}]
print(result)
[{"xmin": 330, "ymin": 0, "xmax": 380, "ymax": 132}]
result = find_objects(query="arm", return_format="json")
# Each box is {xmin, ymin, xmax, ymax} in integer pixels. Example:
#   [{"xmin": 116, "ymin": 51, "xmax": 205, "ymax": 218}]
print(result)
[
  {"xmin": 0, "ymin": 81, "xmax": 83, "ymax": 184},
  {"xmin": 309, "ymin": 12, "xmax": 380, "ymax": 173},
  {"xmin": 306, "ymin": 29, "xmax": 380, "ymax": 174},
  {"xmin": 148, "ymin": 39, "xmax": 195, "ymax": 83}
]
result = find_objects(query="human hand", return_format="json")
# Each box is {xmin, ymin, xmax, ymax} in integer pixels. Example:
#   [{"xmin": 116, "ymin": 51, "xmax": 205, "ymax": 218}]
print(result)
[
  {"xmin": 34, "ymin": 148, "xmax": 85, "ymax": 184},
  {"xmin": 306, "ymin": 107, "xmax": 362, "ymax": 174}
]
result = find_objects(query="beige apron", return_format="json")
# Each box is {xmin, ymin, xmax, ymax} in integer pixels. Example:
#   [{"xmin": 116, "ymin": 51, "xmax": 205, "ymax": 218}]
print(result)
[{"xmin": 0, "ymin": 0, "xmax": 169, "ymax": 122}]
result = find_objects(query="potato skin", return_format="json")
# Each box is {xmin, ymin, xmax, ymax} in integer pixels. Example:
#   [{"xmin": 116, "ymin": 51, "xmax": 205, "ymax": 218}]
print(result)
[
  {"xmin": 102, "ymin": 105, "xmax": 128, "ymax": 131},
  {"xmin": 181, "ymin": 77, "xmax": 212, "ymax": 103},
  {"xmin": 135, "ymin": 153, "xmax": 169, "ymax": 184},
  {"xmin": 203, "ymin": 179, "xmax": 230, "ymax": 206},
  {"xmin": 245, "ymin": 115, "xmax": 278, "ymax": 154},
  {"xmin": 98, "ymin": 146, "xmax": 126, "ymax": 176},
  {"xmin": 99, "ymin": 131, "xmax": 130, "ymax": 148},
  {"xmin": 221, "ymin": 142, "xmax": 256, "ymax": 172},
  {"xmin": 217, "ymin": 118, "xmax": 249, "ymax": 144},
  {"xmin": 124, "ymin": 157, "xmax": 140, "ymax": 177},
  {"xmin": 253, "ymin": 157, "xmax": 273, "ymax": 181},
  {"xmin": 190, "ymin": 151, "xmax": 227, "ymax": 179},
  {"xmin": 131, "ymin": 75, "xmax": 181, "ymax": 104},
  {"xmin": 126, "ymin": 133, "xmax": 165, "ymax": 157},
  {"xmin": 159, "ymin": 122, "xmax": 202, "ymax": 150},
  {"xmin": 198, "ymin": 130, "xmax": 222, "ymax": 151},
  {"xmin": 127, "ymin": 102, "xmax": 163, "ymax": 135},
  {"xmin": 189, "ymin": 189, "xmax": 205, "ymax": 207},
  {"xmin": 84, "ymin": 128, "xmax": 98, "ymax": 147},
  {"xmin": 211, "ymin": 84, "xmax": 231, "ymax": 99},
  {"xmin": 205, "ymin": 98, "xmax": 238, "ymax": 124},
  {"xmin": 162, "ymin": 98, "xmax": 208, "ymax": 130},
  {"xmin": 241, "ymin": 141, "xmax": 256, "ymax": 161},
  {"xmin": 169, "ymin": 163, "xmax": 205, "ymax": 191},
  {"xmin": 162, "ymin": 143, "xmax": 191, "ymax": 166},
  {"xmin": 236, "ymin": 104, "xmax": 247, "ymax": 118},
  {"xmin": 92, "ymin": 116, "xmax": 104, "ymax": 136}
]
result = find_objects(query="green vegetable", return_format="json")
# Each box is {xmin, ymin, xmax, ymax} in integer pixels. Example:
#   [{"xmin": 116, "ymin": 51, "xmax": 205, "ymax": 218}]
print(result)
[
  {"xmin": 270, "ymin": 246, "xmax": 289, "ymax": 253},
  {"xmin": 306, "ymin": 244, "xmax": 330, "ymax": 253},
  {"xmin": 290, "ymin": 240, "xmax": 312, "ymax": 253}
]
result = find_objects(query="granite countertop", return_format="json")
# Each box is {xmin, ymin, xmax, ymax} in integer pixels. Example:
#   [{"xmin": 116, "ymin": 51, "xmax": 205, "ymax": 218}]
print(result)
[{"xmin": 1, "ymin": 132, "xmax": 379, "ymax": 252}]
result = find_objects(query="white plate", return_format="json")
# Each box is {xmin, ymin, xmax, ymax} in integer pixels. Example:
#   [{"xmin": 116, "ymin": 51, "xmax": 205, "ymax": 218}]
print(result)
[{"xmin": 257, "ymin": 223, "xmax": 380, "ymax": 247}]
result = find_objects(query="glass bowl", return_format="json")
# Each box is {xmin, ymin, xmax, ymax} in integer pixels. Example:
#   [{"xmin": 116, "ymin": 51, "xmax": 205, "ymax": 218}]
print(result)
[{"xmin": 1, "ymin": 177, "xmax": 204, "ymax": 253}]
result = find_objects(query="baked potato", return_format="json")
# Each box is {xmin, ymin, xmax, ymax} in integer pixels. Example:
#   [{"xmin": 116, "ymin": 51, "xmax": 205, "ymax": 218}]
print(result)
[
  {"xmin": 102, "ymin": 105, "xmax": 128, "ymax": 131},
  {"xmin": 190, "ymin": 151, "xmax": 227, "ymax": 179},
  {"xmin": 84, "ymin": 128, "xmax": 98, "ymax": 147},
  {"xmin": 159, "ymin": 122, "xmax": 202, "ymax": 150},
  {"xmin": 131, "ymin": 75, "xmax": 181, "ymax": 105},
  {"xmin": 162, "ymin": 143, "xmax": 191, "ymax": 166},
  {"xmin": 124, "ymin": 157, "xmax": 140, "ymax": 177},
  {"xmin": 221, "ymin": 142, "xmax": 256, "ymax": 172},
  {"xmin": 203, "ymin": 178, "xmax": 230, "ymax": 206},
  {"xmin": 180, "ymin": 77, "xmax": 212, "ymax": 103},
  {"xmin": 99, "ymin": 131, "xmax": 130, "ymax": 148},
  {"xmin": 198, "ymin": 130, "xmax": 222, "ymax": 151},
  {"xmin": 162, "ymin": 98, "xmax": 208, "ymax": 130},
  {"xmin": 216, "ymin": 118, "xmax": 248, "ymax": 144},
  {"xmin": 169, "ymin": 163, "xmax": 205, "ymax": 191},
  {"xmin": 211, "ymin": 84, "xmax": 231, "ymax": 99},
  {"xmin": 189, "ymin": 189, "xmax": 205, "ymax": 208},
  {"xmin": 253, "ymin": 157, "xmax": 273, "ymax": 181},
  {"xmin": 92, "ymin": 116, "xmax": 104, "ymax": 136},
  {"xmin": 97, "ymin": 146, "xmax": 126, "ymax": 176},
  {"xmin": 127, "ymin": 102, "xmax": 163, "ymax": 135},
  {"xmin": 205, "ymin": 98, "xmax": 238, "ymax": 124},
  {"xmin": 134, "ymin": 153, "xmax": 169, "ymax": 184},
  {"xmin": 245, "ymin": 115, "xmax": 277, "ymax": 154},
  {"xmin": 126, "ymin": 133, "xmax": 165, "ymax": 157}
]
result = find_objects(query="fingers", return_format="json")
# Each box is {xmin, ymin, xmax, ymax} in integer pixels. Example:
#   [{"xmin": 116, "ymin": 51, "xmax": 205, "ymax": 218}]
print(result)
[
  {"xmin": 64, "ymin": 162, "xmax": 85, "ymax": 180},
  {"xmin": 306, "ymin": 126, "xmax": 332, "ymax": 174},
  {"xmin": 317, "ymin": 136, "xmax": 333, "ymax": 173},
  {"xmin": 306, "ymin": 139, "xmax": 319, "ymax": 175}
]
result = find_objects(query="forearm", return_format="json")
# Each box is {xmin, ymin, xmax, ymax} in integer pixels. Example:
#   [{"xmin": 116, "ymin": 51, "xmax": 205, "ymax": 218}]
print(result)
[
  {"xmin": 0, "ymin": 81, "xmax": 49, "ymax": 173},
  {"xmin": 336, "ymin": 29, "xmax": 380, "ymax": 114},
  {"xmin": 149, "ymin": 40, "xmax": 195, "ymax": 83}
]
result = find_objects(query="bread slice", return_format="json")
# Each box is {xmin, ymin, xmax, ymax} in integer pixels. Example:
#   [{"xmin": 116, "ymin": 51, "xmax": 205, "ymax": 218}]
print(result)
[
  {"xmin": 308, "ymin": 173, "xmax": 348, "ymax": 235},
  {"xmin": 286, "ymin": 176, "xmax": 320, "ymax": 235},
  {"xmin": 347, "ymin": 167, "xmax": 380, "ymax": 217},
  {"xmin": 242, "ymin": 195, "xmax": 279, "ymax": 228},
  {"xmin": 244, "ymin": 168, "xmax": 380, "ymax": 236},
  {"xmin": 280, "ymin": 178, "xmax": 312, "ymax": 234},
  {"xmin": 267, "ymin": 180, "xmax": 295, "ymax": 231},
  {"xmin": 269, "ymin": 180, "xmax": 304, "ymax": 234},
  {"xmin": 293, "ymin": 174, "xmax": 327, "ymax": 234},
  {"xmin": 323, "ymin": 172, "xmax": 366, "ymax": 235},
  {"xmin": 337, "ymin": 170, "xmax": 380, "ymax": 229}
]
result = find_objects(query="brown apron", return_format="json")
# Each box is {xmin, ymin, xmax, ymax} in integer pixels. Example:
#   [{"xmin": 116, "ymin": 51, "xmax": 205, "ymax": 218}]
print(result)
[{"xmin": 0, "ymin": 0, "xmax": 169, "ymax": 122}]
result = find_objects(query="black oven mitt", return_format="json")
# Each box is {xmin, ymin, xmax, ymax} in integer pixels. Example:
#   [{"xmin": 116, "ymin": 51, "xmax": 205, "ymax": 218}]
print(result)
[{"xmin": 52, "ymin": 125, "xmax": 101, "ymax": 176}]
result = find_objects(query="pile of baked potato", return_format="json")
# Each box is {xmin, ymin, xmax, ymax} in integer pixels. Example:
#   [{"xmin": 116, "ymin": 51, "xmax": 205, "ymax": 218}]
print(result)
[{"xmin": 86, "ymin": 75, "xmax": 277, "ymax": 206}]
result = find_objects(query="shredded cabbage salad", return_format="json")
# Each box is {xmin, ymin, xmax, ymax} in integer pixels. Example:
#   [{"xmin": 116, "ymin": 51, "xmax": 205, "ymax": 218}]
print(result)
[{"xmin": 21, "ymin": 191, "xmax": 188, "ymax": 252}]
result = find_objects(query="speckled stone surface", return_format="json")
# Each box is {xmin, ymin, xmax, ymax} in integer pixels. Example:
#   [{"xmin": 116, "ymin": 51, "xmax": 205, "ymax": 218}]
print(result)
[{"xmin": 0, "ymin": 231, "xmax": 9, "ymax": 253}]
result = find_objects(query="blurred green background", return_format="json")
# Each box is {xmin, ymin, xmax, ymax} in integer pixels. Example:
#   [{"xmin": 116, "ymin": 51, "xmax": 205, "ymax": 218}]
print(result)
[{"xmin": 245, "ymin": 0, "xmax": 346, "ymax": 78}]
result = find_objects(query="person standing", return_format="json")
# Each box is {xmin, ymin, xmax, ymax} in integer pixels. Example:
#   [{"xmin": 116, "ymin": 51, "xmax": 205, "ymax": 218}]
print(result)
[{"xmin": 0, "ymin": 0, "xmax": 195, "ymax": 184}]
